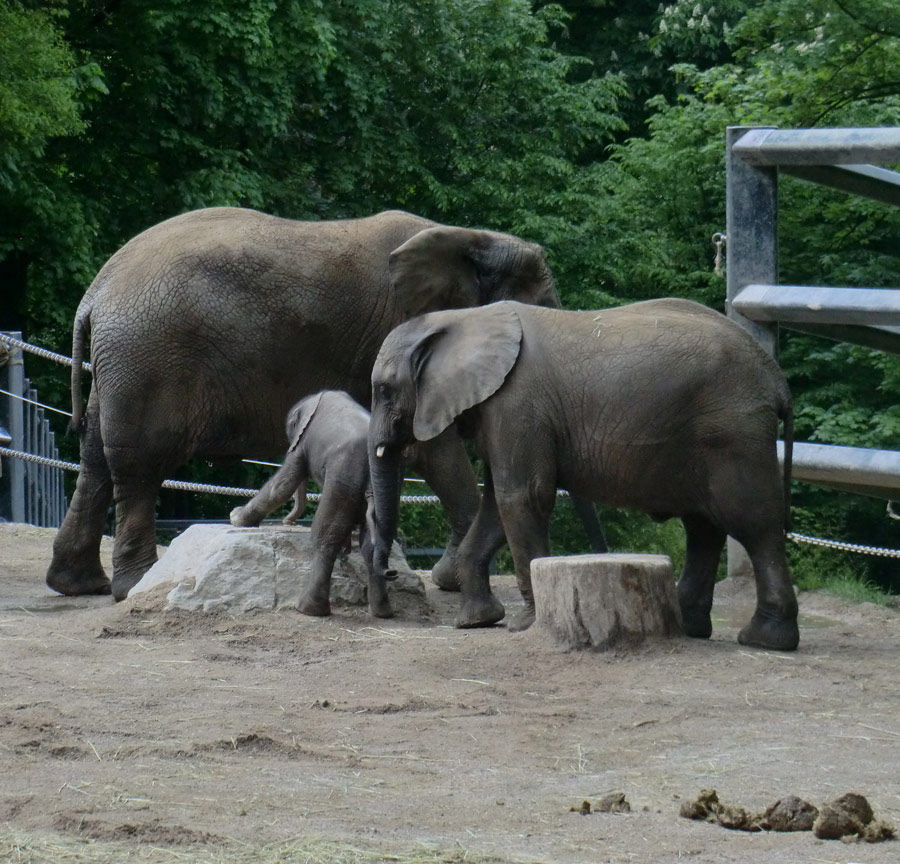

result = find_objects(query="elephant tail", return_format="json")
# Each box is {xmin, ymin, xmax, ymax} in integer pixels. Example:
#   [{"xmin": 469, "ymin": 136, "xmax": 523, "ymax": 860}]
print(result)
[
  {"xmin": 778, "ymin": 388, "xmax": 794, "ymax": 534},
  {"xmin": 69, "ymin": 302, "xmax": 91, "ymax": 435}
]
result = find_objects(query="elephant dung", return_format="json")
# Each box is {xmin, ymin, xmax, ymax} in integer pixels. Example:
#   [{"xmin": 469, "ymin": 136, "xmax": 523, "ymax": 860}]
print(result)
[
  {"xmin": 128, "ymin": 524, "xmax": 422, "ymax": 614},
  {"xmin": 531, "ymin": 553, "xmax": 682, "ymax": 651}
]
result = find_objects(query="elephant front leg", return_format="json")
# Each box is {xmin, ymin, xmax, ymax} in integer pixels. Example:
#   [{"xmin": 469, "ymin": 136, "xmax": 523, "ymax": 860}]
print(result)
[
  {"xmin": 495, "ymin": 485, "xmax": 554, "ymax": 632},
  {"xmin": 46, "ymin": 398, "xmax": 113, "ymax": 596},
  {"xmin": 357, "ymin": 515, "xmax": 391, "ymax": 618},
  {"xmin": 453, "ymin": 470, "xmax": 507, "ymax": 628},
  {"xmin": 409, "ymin": 432, "xmax": 481, "ymax": 592}
]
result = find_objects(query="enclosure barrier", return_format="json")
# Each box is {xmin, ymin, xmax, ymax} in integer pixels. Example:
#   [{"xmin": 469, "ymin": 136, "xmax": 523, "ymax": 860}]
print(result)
[
  {"xmin": 725, "ymin": 125, "xmax": 900, "ymax": 574},
  {"xmin": 0, "ymin": 333, "xmax": 67, "ymax": 527}
]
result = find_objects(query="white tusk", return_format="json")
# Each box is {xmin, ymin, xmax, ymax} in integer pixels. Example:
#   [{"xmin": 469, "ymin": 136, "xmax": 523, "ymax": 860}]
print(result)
[{"xmin": 376, "ymin": 445, "xmax": 385, "ymax": 458}]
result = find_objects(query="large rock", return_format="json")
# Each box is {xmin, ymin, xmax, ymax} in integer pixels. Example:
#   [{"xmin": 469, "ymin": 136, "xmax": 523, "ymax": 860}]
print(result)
[
  {"xmin": 128, "ymin": 524, "xmax": 423, "ymax": 613},
  {"xmin": 532, "ymin": 553, "xmax": 682, "ymax": 651}
]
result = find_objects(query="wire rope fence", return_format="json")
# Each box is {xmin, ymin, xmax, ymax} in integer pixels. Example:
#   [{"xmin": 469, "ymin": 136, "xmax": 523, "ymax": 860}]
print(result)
[{"xmin": 2, "ymin": 330, "xmax": 900, "ymax": 558}]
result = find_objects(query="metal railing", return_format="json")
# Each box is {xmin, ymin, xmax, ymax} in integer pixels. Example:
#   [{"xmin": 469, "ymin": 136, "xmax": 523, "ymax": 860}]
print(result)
[
  {"xmin": 725, "ymin": 125, "xmax": 900, "ymax": 572},
  {"xmin": 0, "ymin": 333, "xmax": 68, "ymax": 526}
]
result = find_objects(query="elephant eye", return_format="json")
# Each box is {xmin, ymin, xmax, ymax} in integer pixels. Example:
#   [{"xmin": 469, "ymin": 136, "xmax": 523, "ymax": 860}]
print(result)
[{"xmin": 378, "ymin": 383, "xmax": 393, "ymax": 400}]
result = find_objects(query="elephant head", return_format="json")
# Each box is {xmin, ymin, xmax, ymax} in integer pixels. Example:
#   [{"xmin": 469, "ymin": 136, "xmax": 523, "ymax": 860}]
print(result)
[
  {"xmin": 369, "ymin": 303, "xmax": 524, "ymax": 575},
  {"xmin": 389, "ymin": 227, "xmax": 560, "ymax": 317}
]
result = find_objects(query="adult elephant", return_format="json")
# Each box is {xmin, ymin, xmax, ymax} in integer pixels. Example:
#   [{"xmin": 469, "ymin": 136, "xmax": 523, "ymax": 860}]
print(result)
[
  {"xmin": 47, "ymin": 207, "xmax": 563, "ymax": 601},
  {"xmin": 369, "ymin": 299, "xmax": 799, "ymax": 651}
]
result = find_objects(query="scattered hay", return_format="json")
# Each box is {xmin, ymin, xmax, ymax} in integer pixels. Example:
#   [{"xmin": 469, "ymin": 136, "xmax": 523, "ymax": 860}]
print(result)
[
  {"xmin": 678, "ymin": 788, "xmax": 763, "ymax": 831},
  {"xmin": 0, "ymin": 829, "xmax": 512, "ymax": 864},
  {"xmin": 680, "ymin": 788, "xmax": 895, "ymax": 843}
]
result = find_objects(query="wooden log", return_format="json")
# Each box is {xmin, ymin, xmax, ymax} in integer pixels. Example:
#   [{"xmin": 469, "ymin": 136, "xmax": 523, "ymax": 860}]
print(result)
[{"xmin": 531, "ymin": 553, "xmax": 683, "ymax": 651}]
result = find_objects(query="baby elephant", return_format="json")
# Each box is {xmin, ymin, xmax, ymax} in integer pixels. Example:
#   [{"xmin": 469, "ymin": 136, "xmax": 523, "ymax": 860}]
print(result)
[
  {"xmin": 369, "ymin": 298, "xmax": 799, "ymax": 651},
  {"xmin": 230, "ymin": 390, "xmax": 392, "ymax": 619}
]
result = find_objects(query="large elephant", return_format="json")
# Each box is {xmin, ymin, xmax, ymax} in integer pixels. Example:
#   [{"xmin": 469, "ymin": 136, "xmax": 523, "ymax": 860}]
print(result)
[
  {"xmin": 369, "ymin": 298, "xmax": 799, "ymax": 652},
  {"xmin": 47, "ymin": 207, "xmax": 562, "ymax": 601}
]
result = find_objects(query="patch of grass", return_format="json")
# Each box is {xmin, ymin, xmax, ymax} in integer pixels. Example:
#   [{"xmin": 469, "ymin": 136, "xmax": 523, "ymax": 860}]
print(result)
[{"xmin": 787, "ymin": 542, "xmax": 892, "ymax": 606}]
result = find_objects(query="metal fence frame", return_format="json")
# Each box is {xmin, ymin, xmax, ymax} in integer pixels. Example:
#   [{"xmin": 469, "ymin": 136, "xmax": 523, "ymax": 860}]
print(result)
[
  {"xmin": 725, "ymin": 125, "xmax": 900, "ymax": 573},
  {"xmin": 0, "ymin": 333, "xmax": 67, "ymax": 526}
]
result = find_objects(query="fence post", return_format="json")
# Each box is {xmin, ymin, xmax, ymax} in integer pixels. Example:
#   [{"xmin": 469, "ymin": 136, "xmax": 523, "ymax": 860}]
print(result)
[
  {"xmin": 0, "ymin": 333, "xmax": 26, "ymax": 523},
  {"xmin": 725, "ymin": 126, "xmax": 780, "ymax": 581}
]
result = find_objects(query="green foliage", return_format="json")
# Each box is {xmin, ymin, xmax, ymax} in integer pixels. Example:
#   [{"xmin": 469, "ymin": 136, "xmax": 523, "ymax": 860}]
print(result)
[
  {"xmin": 5, "ymin": 0, "xmax": 900, "ymax": 600},
  {"xmin": 0, "ymin": 2, "xmax": 83, "ymax": 191}
]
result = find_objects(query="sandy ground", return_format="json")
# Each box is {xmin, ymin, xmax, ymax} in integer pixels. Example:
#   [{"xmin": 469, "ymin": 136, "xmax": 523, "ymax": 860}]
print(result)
[{"xmin": 1, "ymin": 521, "xmax": 900, "ymax": 864}]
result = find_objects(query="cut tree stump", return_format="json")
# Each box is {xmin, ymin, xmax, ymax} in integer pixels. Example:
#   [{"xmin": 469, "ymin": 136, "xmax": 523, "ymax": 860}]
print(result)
[{"xmin": 531, "ymin": 553, "xmax": 683, "ymax": 651}]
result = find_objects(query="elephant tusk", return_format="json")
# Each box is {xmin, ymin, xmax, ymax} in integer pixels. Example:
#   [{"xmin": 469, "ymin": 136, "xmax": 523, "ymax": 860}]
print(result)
[{"xmin": 376, "ymin": 445, "xmax": 385, "ymax": 458}]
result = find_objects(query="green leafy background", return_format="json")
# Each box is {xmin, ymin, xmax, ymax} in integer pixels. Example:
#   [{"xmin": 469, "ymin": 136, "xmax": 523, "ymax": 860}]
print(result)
[{"xmin": 3, "ymin": 0, "xmax": 900, "ymax": 597}]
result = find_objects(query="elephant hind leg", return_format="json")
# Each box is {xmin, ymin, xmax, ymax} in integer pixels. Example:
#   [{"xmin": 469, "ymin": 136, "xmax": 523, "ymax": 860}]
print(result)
[
  {"xmin": 705, "ymin": 454, "xmax": 798, "ymax": 650},
  {"xmin": 109, "ymin": 461, "xmax": 167, "ymax": 601},
  {"xmin": 734, "ymin": 533, "xmax": 798, "ymax": 651},
  {"xmin": 677, "ymin": 514, "xmax": 727, "ymax": 640},
  {"xmin": 46, "ymin": 393, "xmax": 112, "ymax": 596}
]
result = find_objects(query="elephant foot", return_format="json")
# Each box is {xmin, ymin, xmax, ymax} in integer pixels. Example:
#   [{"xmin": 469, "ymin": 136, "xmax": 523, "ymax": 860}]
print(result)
[
  {"xmin": 46, "ymin": 562, "xmax": 111, "ymax": 597},
  {"xmin": 229, "ymin": 507, "xmax": 260, "ymax": 528},
  {"xmin": 738, "ymin": 610, "xmax": 799, "ymax": 652},
  {"xmin": 507, "ymin": 608, "xmax": 536, "ymax": 632},
  {"xmin": 369, "ymin": 597, "xmax": 394, "ymax": 619},
  {"xmin": 111, "ymin": 571, "xmax": 148, "ymax": 602},
  {"xmin": 679, "ymin": 604, "xmax": 713, "ymax": 640},
  {"xmin": 368, "ymin": 577, "xmax": 394, "ymax": 619},
  {"xmin": 298, "ymin": 594, "xmax": 331, "ymax": 617},
  {"xmin": 431, "ymin": 553, "xmax": 460, "ymax": 592},
  {"xmin": 454, "ymin": 595, "xmax": 505, "ymax": 629}
]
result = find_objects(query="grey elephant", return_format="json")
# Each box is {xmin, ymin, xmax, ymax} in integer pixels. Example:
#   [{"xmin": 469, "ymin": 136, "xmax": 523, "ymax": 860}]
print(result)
[
  {"xmin": 48, "ymin": 207, "xmax": 562, "ymax": 602},
  {"xmin": 369, "ymin": 298, "xmax": 799, "ymax": 652},
  {"xmin": 229, "ymin": 390, "xmax": 393, "ymax": 618}
]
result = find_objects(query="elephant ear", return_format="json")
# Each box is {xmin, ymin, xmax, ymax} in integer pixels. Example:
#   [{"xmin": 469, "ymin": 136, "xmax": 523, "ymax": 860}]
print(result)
[
  {"xmin": 390, "ymin": 226, "xmax": 556, "ymax": 317},
  {"xmin": 411, "ymin": 303, "xmax": 523, "ymax": 442},
  {"xmin": 390, "ymin": 227, "xmax": 481, "ymax": 317},
  {"xmin": 286, "ymin": 391, "xmax": 324, "ymax": 453}
]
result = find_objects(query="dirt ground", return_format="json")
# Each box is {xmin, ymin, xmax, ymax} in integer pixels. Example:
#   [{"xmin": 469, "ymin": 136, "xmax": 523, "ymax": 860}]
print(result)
[{"xmin": 2, "ymin": 522, "xmax": 900, "ymax": 864}]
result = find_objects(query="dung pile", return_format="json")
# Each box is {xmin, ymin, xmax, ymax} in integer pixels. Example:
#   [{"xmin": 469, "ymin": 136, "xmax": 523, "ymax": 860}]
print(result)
[{"xmin": 680, "ymin": 789, "xmax": 895, "ymax": 843}]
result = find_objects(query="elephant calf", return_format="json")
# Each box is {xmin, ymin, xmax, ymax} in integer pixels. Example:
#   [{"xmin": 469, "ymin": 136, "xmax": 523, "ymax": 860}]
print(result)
[
  {"xmin": 230, "ymin": 390, "xmax": 391, "ymax": 619},
  {"xmin": 369, "ymin": 298, "xmax": 799, "ymax": 652}
]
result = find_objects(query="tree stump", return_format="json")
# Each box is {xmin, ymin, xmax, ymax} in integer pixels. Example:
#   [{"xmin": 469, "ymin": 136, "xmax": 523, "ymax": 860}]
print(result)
[{"xmin": 531, "ymin": 553, "xmax": 683, "ymax": 651}]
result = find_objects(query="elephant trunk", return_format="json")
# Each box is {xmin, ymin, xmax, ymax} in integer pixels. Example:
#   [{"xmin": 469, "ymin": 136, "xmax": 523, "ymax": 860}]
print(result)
[{"xmin": 369, "ymin": 439, "xmax": 403, "ymax": 579}]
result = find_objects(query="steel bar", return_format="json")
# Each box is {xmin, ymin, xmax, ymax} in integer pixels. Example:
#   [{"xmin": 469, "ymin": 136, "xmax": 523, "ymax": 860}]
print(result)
[
  {"xmin": 733, "ymin": 127, "xmax": 900, "ymax": 166},
  {"xmin": 779, "ymin": 441, "xmax": 900, "ymax": 500},
  {"xmin": 725, "ymin": 126, "xmax": 778, "ymax": 355},
  {"xmin": 781, "ymin": 164, "xmax": 900, "ymax": 206},
  {"xmin": 733, "ymin": 284, "xmax": 900, "ymax": 326}
]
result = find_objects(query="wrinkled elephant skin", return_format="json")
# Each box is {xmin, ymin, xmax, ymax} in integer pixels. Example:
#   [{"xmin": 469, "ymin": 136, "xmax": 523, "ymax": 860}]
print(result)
[
  {"xmin": 369, "ymin": 299, "xmax": 799, "ymax": 652},
  {"xmin": 48, "ymin": 208, "xmax": 561, "ymax": 601}
]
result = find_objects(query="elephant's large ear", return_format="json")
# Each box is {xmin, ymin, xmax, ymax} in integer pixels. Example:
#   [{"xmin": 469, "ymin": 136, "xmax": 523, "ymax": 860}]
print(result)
[
  {"xmin": 286, "ymin": 391, "xmax": 323, "ymax": 453},
  {"xmin": 411, "ymin": 304, "xmax": 523, "ymax": 441},
  {"xmin": 390, "ymin": 226, "xmax": 558, "ymax": 316},
  {"xmin": 390, "ymin": 227, "xmax": 481, "ymax": 317}
]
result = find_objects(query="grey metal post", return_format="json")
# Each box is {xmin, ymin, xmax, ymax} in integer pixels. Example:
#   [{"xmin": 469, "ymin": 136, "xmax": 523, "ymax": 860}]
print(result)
[
  {"xmin": 725, "ymin": 126, "xmax": 779, "ymax": 354},
  {"xmin": 39, "ymin": 411, "xmax": 49, "ymax": 525},
  {"xmin": 25, "ymin": 383, "xmax": 35, "ymax": 524},
  {"xmin": 725, "ymin": 126, "xmax": 779, "ymax": 580},
  {"xmin": 0, "ymin": 334, "xmax": 26, "ymax": 522}
]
